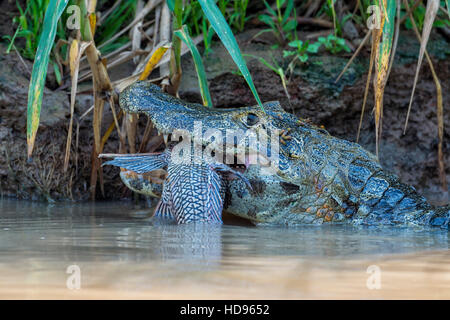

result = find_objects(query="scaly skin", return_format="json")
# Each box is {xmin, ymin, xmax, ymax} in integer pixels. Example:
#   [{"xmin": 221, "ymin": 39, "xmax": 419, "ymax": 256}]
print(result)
[{"xmin": 106, "ymin": 81, "xmax": 449, "ymax": 229}]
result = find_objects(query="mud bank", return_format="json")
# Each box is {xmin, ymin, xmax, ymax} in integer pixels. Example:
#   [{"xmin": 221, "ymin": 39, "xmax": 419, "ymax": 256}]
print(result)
[{"xmin": 0, "ymin": 30, "xmax": 448, "ymax": 203}]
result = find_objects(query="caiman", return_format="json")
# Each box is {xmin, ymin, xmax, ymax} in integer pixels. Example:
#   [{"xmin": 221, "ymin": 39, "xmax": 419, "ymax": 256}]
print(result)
[{"xmin": 104, "ymin": 81, "xmax": 449, "ymax": 229}]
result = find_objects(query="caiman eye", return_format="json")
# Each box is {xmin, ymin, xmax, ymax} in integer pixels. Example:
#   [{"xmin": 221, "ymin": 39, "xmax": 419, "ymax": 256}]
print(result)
[{"xmin": 245, "ymin": 113, "xmax": 259, "ymax": 127}]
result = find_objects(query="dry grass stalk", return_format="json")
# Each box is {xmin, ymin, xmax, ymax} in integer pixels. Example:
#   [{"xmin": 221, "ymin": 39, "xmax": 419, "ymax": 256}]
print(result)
[
  {"xmin": 403, "ymin": 0, "xmax": 447, "ymax": 192},
  {"xmin": 335, "ymin": 29, "xmax": 371, "ymax": 83},
  {"xmin": 403, "ymin": 0, "xmax": 440, "ymax": 133},
  {"xmin": 98, "ymin": 0, "xmax": 162, "ymax": 51},
  {"xmin": 132, "ymin": 0, "xmax": 144, "ymax": 64},
  {"xmin": 64, "ymin": 39, "xmax": 91, "ymax": 172},
  {"xmin": 357, "ymin": 30, "xmax": 376, "ymax": 143},
  {"xmin": 372, "ymin": 1, "xmax": 390, "ymax": 157},
  {"xmin": 159, "ymin": 2, "xmax": 172, "ymax": 86}
]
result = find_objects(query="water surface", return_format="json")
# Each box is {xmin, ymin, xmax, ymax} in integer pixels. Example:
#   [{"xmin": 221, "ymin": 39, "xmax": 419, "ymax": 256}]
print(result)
[{"xmin": 0, "ymin": 199, "xmax": 449, "ymax": 299}]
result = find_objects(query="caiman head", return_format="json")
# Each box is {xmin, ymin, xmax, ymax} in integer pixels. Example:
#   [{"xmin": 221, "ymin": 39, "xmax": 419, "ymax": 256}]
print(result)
[
  {"xmin": 110, "ymin": 81, "xmax": 378, "ymax": 225},
  {"xmin": 119, "ymin": 81, "xmax": 320, "ymax": 172}
]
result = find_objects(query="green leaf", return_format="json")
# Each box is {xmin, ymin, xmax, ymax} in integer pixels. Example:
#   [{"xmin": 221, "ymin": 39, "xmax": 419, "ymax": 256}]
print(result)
[
  {"xmin": 259, "ymin": 14, "xmax": 275, "ymax": 28},
  {"xmin": 300, "ymin": 40, "xmax": 309, "ymax": 50},
  {"xmin": 17, "ymin": 29, "xmax": 34, "ymax": 37},
  {"xmin": 282, "ymin": 0, "xmax": 294, "ymax": 25},
  {"xmin": 174, "ymin": 25, "xmax": 213, "ymax": 107},
  {"xmin": 52, "ymin": 60, "xmax": 62, "ymax": 85},
  {"xmin": 299, "ymin": 54, "xmax": 309, "ymax": 63},
  {"xmin": 336, "ymin": 38, "xmax": 346, "ymax": 46},
  {"xmin": 307, "ymin": 42, "xmax": 321, "ymax": 53},
  {"xmin": 263, "ymin": 0, "xmax": 277, "ymax": 17},
  {"xmin": 288, "ymin": 40, "xmax": 303, "ymax": 48},
  {"xmin": 26, "ymin": 0, "xmax": 69, "ymax": 159},
  {"xmin": 244, "ymin": 53, "xmax": 278, "ymax": 73},
  {"xmin": 283, "ymin": 50, "xmax": 296, "ymax": 57},
  {"xmin": 282, "ymin": 19, "xmax": 297, "ymax": 32},
  {"xmin": 198, "ymin": 0, "xmax": 264, "ymax": 109},
  {"xmin": 207, "ymin": 24, "xmax": 215, "ymax": 43},
  {"xmin": 432, "ymin": 20, "xmax": 445, "ymax": 27},
  {"xmin": 166, "ymin": 0, "xmax": 175, "ymax": 11},
  {"xmin": 377, "ymin": 0, "xmax": 396, "ymax": 72}
]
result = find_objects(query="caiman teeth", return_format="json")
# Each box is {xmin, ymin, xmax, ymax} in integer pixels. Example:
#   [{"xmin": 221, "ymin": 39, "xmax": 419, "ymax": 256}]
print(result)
[{"xmin": 163, "ymin": 134, "xmax": 169, "ymax": 145}]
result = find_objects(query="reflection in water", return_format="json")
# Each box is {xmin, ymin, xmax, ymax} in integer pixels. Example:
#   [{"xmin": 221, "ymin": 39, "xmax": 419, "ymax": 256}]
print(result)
[{"xmin": 0, "ymin": 199, "xmax": 449, "ymax": 299}]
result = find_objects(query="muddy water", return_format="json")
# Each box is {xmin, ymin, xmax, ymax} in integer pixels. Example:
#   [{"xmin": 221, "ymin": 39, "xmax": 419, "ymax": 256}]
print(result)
[{"xmin": 0, "ymin": 199, "xmax": 449, "ymax": 299}]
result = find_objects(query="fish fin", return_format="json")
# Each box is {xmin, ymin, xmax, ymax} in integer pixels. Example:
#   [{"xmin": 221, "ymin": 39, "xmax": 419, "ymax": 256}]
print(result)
[
  {"xmin": 103, "ymin": 152, "xmax": 168, "ymax": 174},
  {"xmin": 167, "ymin": 164, "xmax": 223, "ymax": 224},
  {"xmin": 206, "ymin": 170, "xmax": 224, "ymax": 224},
  {"xmin": 153, "ymin": 200, "xmax": 175, "ymax": 220}
]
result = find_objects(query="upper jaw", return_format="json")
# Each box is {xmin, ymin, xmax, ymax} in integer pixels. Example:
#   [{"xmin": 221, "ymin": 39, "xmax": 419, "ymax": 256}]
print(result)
[{"xmin": 121, "ymin": 82, "xmax": 285, "ymax": 166}]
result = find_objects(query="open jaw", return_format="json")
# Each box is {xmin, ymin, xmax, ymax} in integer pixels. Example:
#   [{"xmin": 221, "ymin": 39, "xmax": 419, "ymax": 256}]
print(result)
[
  {"xmin": 105, "ymin": 81, "xmax": 286, "ymax": 223},
  {"xmin": 119, "ymin": 80, "xmax": 287, "ymax": 171},
  {"xmin": 151, "ymin": 120, "xmax": 278, "ymax": 173},
  {"xmin": 104, "ymin": 137, "xmax": 274, "ymax": 224}
]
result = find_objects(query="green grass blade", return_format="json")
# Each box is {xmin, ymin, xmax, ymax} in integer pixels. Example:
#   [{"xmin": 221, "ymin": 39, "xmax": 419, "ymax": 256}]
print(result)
[
  {"xmin": 244, "ymin": 54, "xmax": 278, "ymax": 73},
  {"xmin": 372, "ymin": 0, "xmax": 396, "ymax": 156},
  {"xmin": 174, "ymin": 25, "xmax": 212, "ymax": 107},
  {"xmin": 166, "ymin": 0, "xmax": 174, "ymax": 12},
  {"xmin": 263, "ymin": 0, "xmax": 277, "ymax": 17},
  {"xmin": 282, "ymin": 0, "xmax": 294, "ymax": 25},
  {"xmin": 26, "ymin": 0, "xmax": 69, "ymax": 159},
  {"xmin": 197, "ymin": 0, "xmax": 264, "ymax": 109},
  {"xmin": 377, "ymin": 0, "xmax": 396, "ymax": 72}
]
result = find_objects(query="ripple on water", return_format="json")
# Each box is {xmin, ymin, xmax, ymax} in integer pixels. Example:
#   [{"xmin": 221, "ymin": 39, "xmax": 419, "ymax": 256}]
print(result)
[{"xmin": 0, "ymin": 199, "xmax": 449, "ymax": 299}]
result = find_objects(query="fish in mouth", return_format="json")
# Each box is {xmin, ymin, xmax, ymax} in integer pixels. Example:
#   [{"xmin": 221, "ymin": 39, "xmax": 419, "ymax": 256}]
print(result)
[{"xmin": 104, "ymin": 147, "xmax": 252, "ymax": 224}]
